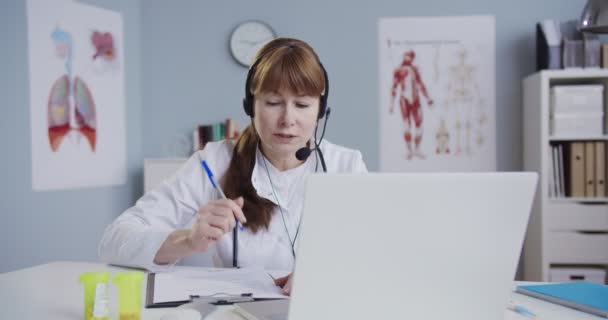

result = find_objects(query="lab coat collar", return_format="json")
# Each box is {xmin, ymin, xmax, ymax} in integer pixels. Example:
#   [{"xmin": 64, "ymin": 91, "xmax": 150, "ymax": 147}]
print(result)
[{"xmin": 251, "ymin": 142, "xmax": 318, "ymax": 207}]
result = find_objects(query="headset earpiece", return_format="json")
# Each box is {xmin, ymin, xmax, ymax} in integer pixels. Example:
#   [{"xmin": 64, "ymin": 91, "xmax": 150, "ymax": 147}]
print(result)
[{"xmin": 317, "ymin": 62, "xmax": 329, "ymax": 120}]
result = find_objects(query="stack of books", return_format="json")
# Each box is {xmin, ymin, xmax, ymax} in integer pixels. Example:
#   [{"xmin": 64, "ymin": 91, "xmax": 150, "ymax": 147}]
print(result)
[{"xmin": 193, "ymin": 119, "xmax": 240, "ymax": 152}]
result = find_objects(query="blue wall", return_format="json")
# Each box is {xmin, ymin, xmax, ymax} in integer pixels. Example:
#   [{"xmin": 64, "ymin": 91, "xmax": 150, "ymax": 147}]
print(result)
[{"xmin": 1, "ymin": 0, "xmax": 585, "ymax": 272}]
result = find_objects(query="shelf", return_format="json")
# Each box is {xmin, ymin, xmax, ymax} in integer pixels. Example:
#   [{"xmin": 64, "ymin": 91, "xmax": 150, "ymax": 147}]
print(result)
[
  {"xmin": 540, "ymin": 69, "xmax": 608, "ymax": 79},
  {"xmin": 549, "ymin": 197, "xmax": 608, "ymax": 204},
  {"xmin": 549, "ymin": 135, "xmax": 608, "ymax": 142}
]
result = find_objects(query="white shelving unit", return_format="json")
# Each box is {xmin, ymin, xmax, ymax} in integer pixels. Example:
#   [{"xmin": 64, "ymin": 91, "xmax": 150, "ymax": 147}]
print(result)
[
  {"xmin": 143, "ymin": 158, "xmax": 188, "ymax": 193},
  {"xmin": 523, "ymin": 69, "xmax": 608, "ymax": 282}
]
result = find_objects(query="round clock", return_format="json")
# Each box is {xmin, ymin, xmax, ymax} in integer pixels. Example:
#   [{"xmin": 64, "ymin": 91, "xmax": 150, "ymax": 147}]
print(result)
[{"xmin": 229, "ymin": 21, "xmax": 276, "ymax": 67}]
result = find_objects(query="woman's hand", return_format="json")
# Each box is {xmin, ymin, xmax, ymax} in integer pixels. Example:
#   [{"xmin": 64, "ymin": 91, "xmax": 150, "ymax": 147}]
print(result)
[
  {"xmin": 187, "ymin": 197, "xmax": 247, "ymax": 251},
  {"xmin": 153, "ymin": 197, "xmax": 246, "ymax": 265},
  {"xmin": 274, "ymin": 273, "xmax": 294, "ymax": 296}
]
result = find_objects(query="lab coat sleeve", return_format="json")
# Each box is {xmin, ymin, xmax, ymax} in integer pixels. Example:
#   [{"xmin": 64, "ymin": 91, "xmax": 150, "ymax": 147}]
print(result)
[
  {"xmin": 98, "ymin": 150, "xmax": 213, "ymax": 272},
  {"xmin": 351, "ymin": 150, "xmax": 369, "ymax": 173}
]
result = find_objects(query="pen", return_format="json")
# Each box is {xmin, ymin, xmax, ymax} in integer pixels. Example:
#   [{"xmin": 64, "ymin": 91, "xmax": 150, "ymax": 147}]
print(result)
[
  {"xmin": 201, "ymin": 160, "xmax": 243, "ymax": 268},
  {"xmin": 507, "ymin": 301, "xmax": 536, "ymax": 319},
  {"xmin": 201, "ymin": 160, "xmax": 243, "ymax": 231},
  {"xmin": 267, "ymin": 272, "xmax": 276, "ymax": 282}
]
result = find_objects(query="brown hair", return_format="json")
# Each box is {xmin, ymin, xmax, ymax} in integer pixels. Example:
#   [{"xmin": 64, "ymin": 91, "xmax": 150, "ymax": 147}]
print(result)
[{"xmin": 221, "ymin": 38, "xmax": 326, "ymax": 233}]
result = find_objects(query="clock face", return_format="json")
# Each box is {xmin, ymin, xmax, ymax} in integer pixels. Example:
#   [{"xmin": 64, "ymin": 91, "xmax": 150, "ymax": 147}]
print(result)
[{"xmin": 230, "ymin": 21, "xmax": 276, "ymax": 67}]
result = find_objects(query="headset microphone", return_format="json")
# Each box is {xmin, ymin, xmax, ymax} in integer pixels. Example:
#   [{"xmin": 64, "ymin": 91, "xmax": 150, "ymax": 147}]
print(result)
[
  {"xmin": 295, "ymin": 147, "xmax": 313, "ymax": 161},
  {"xmin": 294, "ymin": 108, "xmax": 330, "ymax": 172}
]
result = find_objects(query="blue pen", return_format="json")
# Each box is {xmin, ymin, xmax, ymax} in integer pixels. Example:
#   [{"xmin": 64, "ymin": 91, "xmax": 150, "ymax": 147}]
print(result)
[
  {"xmin": 202, "ymin": 160, "xmax": 243, "ymax": 268},
  {"xmin": 201, "ymin": 160, "xmax": 244, "ymax": 231},
  {"xmin": 507, "ymin": 301, "xmax": 536, "ymax": 319}
]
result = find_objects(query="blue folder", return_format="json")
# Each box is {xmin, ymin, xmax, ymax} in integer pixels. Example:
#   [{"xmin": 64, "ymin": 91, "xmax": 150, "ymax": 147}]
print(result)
[{"xmin": 516, "ymin": 282, "xmax": 608, "ymax": 318}]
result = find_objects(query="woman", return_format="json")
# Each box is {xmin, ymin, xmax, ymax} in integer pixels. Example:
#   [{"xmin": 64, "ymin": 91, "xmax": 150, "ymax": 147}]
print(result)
[{"xmin": 98, "ymin": 38, "xmax": 368, "ymax": 295}]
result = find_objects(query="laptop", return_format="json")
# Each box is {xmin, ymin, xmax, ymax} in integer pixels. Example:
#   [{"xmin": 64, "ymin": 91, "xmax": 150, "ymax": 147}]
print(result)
[{"xmin": 234, "ymin": 172, "xmax": 537, "ymax": 320}]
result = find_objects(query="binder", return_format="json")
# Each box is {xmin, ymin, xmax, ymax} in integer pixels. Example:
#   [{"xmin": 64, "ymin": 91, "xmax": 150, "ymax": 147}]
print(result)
[
  {"xmin": 558, "ymin": 144, "xmax": 566, "ymax": 197},
  {"xmin": 597, "ymin": 141, "xmax": 606, "ymax": 197},
  {"xmin": 585, "ymin": 142, "xmax": 596, "ymax": 197},
  {"xmin": 549, "ymin": 145, "xmax": 556, "ymax": 197},
  {"xmin": 516, "ymin": 282, "xmax": 608, "ymax": 318},
  {"xmin": 569, "ymin": 142, "xmax": 585, "ymax": 197}
]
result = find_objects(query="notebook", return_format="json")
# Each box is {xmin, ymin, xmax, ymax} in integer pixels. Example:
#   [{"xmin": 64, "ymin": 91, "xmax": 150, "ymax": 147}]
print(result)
[
  {"xmin": 516, "ymin": 282, "xmax": 608, "ymax": 318},
  {"xmin": 285, "ymin": 173, "xmax": 537, "ymax": 320}
]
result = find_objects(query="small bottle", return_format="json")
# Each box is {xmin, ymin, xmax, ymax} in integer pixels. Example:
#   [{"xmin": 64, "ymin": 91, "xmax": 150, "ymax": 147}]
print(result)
[
  {"xmin": 79, "ymin": 271, "xmax": 110, "ymax": 320},
  {"xmin": 113, "ymin": 271, "xmax": 144, "ymax": 320}
]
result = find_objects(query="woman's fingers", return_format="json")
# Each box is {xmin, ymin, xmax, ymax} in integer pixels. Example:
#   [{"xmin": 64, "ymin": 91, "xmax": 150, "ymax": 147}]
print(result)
[
  {"xmin": 211, "ymin": 198, "xmax": 247, "ymax": 224},
  {"xmin": 273, "ymin": 273, "xmax": 294, "ymax": 295},
  {"xmin": 282, "ymin": 276, "xmax": 293, "ymax": 295},
  {"xmin": 187, "ymin": 220, "xmax": 223, "ymax": 251},
  {"xmin": 274, "ymin": 274, "xmax": 290, "ymax": 287},
  {"xmin": 207, "ymin": 213, "xmax": 235, "ymax": 232},
  {"xmin": 189, "ymin": 197, "xmax": 247, "ymax": 252}
]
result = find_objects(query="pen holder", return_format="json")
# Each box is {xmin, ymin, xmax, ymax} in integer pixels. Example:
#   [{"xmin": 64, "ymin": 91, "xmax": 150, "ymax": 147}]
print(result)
[
  {"xmin": 78, "ymin": 271, "xmax": 110, "ymax": 320},
  {"xmin": 113, "ymin": 271, "xmax": 144, "ymax": 320}
]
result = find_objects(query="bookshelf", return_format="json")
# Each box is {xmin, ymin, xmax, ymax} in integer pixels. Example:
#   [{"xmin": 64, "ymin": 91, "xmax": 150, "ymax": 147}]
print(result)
[{"xmin": 523, "ymin": 69, "xmax": 608, "ymax": 283}]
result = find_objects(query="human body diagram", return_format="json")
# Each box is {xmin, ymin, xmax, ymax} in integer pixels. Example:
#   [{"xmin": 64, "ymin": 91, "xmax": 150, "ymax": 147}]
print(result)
[{"xmin": 389, "ymin": 50, "xmax": 434, "ymax": 160}]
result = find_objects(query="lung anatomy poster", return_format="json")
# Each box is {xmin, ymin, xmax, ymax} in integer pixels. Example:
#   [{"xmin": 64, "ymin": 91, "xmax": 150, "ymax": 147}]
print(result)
[
  {"xmin": 379, "ymin": 16, "xmax": 496, "ymax": 172},
  {"xmin": 27, "ymin": 0, "xmax": 126, "ymax": 190}
]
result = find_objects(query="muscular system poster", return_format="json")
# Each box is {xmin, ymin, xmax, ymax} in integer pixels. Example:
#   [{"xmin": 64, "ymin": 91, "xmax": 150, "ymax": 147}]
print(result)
[{"xmin": 379, "ymin": 16, "xmax": 496, "ymax": 172}]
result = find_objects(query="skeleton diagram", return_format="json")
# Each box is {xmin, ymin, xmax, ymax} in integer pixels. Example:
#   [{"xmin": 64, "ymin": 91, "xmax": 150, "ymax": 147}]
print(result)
[
  {"xmin": 435, "ymin": 117, "xmax": 450, "ymax": 154},
  {"xmin": 390, "ymin": 50, "xmax": 434, "ymax": 160},
  {"xmin": 445, "ymin": 49, "xmax": 487, "ymax": 156}
]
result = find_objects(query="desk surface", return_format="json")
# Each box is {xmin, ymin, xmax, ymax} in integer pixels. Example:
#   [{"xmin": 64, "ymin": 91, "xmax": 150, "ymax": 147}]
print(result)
[{"xmin": 0, "ymin": 261, "xmax": 604, "ymax": 320}]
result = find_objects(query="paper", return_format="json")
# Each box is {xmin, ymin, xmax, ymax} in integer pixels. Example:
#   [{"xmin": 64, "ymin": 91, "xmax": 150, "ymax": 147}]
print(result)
[{"xmin": 153, "ymin": 268, "xmax": 288, "ymax": 304}]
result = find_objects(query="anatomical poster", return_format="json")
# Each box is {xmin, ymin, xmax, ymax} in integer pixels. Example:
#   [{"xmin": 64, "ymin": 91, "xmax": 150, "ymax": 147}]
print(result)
[
  {"xmin": 379, "ymin": 16, "xmax": 496, "ymax": 172},
  {"xmin": 27, "ymin": 0, "xmax": 126, "ymax": 190}
]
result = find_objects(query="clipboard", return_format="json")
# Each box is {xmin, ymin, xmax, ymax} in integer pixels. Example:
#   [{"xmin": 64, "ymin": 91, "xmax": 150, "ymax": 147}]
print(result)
[
  {"xmin": 145, "ymin": 272, "xmax": 286, "ymax": 308},
  {"xmin": 146, "ymin": 273, "xmax": 190, "ymax": 308}
]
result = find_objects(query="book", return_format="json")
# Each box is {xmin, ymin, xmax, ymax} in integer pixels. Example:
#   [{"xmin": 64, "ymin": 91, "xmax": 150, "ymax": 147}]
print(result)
[
  {"xmin": 585, "ymin": 142, "xmax": 596, "ymax": 197},
  {"xmin": 548, "ymin": 145, "xmax": 556, "ymax": 197},
  {"xmin": 557, "ymin": 143, "xmax": 565, "ymax": 197},
  {"xmin": 569, "ymin": 142, "xmax": 585, "ymax": 197},
  {"xmin": 516, "ymin": 282, "xmax": 608, "ymax": 318},
  {"xmin": 596, "ymin": 141, "xmax": 606, "ymax": 197},
  {"xmin": 193, "ymin": 119, "xmax": 241, "ymax": 152}
]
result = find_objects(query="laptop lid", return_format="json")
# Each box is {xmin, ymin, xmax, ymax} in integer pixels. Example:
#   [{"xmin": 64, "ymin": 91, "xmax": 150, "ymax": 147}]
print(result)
[{"xmin": 288, "ymin": 172, "xmax": 537, "ymax": 320}]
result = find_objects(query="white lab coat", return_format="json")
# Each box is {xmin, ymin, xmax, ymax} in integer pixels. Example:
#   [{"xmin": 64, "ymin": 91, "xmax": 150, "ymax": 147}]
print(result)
[{"xmin": 98, "ymin": 139, "xmax": 367, "ymax": 271}]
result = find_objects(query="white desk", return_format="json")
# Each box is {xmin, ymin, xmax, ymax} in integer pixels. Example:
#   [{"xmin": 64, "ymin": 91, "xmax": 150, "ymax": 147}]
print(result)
[{"xmin": 0, "ymin": 261, "xmax": 604, "ymax": 320}]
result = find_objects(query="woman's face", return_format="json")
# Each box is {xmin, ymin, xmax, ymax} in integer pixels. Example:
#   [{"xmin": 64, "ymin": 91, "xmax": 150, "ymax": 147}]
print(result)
[{"xmin": 253, "ymin": 89, "xmax": 320, "ymax": 161}]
